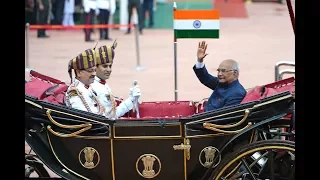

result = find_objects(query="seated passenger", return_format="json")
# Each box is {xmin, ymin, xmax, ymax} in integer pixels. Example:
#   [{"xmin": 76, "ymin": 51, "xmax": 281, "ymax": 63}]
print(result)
[
  {"xmin": 193, "ymin": 41, "xmax": 246, "ymax": 112},
  {"xmin": 65, "ymin": 49, "xmax": 108, "ymax": 117},
  {"xmin": 91, "ymin": 40, "xmax": 141, "ymax": 119}
]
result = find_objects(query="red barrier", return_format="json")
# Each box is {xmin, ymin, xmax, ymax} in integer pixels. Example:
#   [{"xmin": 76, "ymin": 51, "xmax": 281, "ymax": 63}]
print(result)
[{"xmin": 27, "ymin": 24, "xmax": 135, "ymax": 30}]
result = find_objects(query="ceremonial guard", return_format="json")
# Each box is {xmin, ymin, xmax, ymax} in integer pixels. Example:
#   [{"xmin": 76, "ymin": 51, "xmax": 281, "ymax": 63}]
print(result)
[
  {"xmin": 65, "ymin": 49, "xmax": 107, "ymax": 116},
  {"xmin": 96, "ymin": 0, "xmax": 116, "ymax": 40},
  {"xmin": 91, "ymin": 40, "xmax": 142, "ymax": 119},
  {"xmin": 82, "ymin": 0, "xmax": 97, "ymax": 42}
]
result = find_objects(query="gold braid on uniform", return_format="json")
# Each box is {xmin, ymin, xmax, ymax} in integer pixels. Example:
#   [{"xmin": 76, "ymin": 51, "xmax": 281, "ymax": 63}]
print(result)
[
  {"xmin": 67, "ymin": 82, "xmax": 105, "ymax": 115},
  {"xmin": 91, "ymin": 94, "xmax": 106, "ymax": 115},
  {"xmin": 104, "ymin": 93, "xmax": 117, "ymax": 119}
]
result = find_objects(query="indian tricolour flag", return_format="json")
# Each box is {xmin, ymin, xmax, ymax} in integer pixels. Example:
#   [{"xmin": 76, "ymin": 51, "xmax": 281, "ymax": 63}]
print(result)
[{"xmin": 173, "ymin": 9, "xmax": 220, "ymax": 39}]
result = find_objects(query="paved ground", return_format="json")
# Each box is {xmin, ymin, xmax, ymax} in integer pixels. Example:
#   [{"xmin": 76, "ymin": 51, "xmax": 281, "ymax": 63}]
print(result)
[{"xmin": 25, "ymin": 2, "xmax": 295, "ymax": 178}]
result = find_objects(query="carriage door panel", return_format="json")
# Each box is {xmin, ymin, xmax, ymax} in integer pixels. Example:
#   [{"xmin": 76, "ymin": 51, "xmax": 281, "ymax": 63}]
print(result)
[
  {"xmin": 47, "ymin": 133, "xmax": 113, "ymax": 180},
  {"xmin": 113, "ymin": 124, "xmax": 185, "ymax": 180},
  {"xmin": 186, "ymin": 136, "xmax": 231, "ymax": 180}
]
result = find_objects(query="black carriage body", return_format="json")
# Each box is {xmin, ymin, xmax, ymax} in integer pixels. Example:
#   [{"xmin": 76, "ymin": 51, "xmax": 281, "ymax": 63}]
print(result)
[{"xmin": 25, "ymin": 87, "xmax": 294, "ymax": 180}]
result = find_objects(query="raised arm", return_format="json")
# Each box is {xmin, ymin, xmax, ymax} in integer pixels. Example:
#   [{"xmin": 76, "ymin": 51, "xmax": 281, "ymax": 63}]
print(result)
[
  {"xmin": 193, "ymin": 63, "xmax": 219, "ymax": 90},
  {"xmin": 193, "ymin": 41, "xmax": 219, "ymax": 90}
]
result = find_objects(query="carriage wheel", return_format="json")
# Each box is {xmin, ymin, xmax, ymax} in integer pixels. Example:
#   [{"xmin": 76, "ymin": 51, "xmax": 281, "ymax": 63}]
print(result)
[
  {"xmin": 211, "ymin": 139, "xmax": 295, "ymax": 180},
  {"xmin": 25, "ymin": 154, "xmax": 50, "ymax": 178}
]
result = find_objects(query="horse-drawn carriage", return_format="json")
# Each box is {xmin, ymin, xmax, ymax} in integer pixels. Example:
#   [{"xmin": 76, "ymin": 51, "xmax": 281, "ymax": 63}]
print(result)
[{"xmin": 25, "ymin": 61, "xmax": 295, "ymax": 180}]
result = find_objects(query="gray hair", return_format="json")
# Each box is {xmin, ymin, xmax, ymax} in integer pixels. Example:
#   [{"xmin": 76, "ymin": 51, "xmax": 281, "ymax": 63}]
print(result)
[{"xmin": 224, "ymin": 59, "xmax": 240, "ymax": 72}]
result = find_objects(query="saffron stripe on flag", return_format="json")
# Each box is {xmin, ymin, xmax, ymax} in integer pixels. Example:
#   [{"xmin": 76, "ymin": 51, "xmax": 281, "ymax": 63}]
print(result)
[
  {"xmin": 174, "ymin": 20, "xmax": 220, "ymax": 30},
  {"xmin": 174, "ymin": 10, "xmax": 220, "ymax": 20},
  {"xmin": 174, "ymin": 30, "xmax": 219, "ymax": 39}
]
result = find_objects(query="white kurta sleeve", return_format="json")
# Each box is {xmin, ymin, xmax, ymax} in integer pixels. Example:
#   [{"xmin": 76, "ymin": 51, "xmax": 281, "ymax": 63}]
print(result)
[{"xmin": 115, "ymin": 98, "xmax": 134, "ymax": 118}]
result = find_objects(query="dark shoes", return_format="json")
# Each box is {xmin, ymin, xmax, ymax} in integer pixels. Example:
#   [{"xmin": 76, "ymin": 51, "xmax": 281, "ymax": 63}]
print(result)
[{"xmin": 37, "ymin": 34, "xmax": 49, "ymax": 38}]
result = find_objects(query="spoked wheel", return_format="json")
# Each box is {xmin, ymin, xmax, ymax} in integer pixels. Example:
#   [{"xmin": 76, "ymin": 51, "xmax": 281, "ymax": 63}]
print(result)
[
  {"xmin": 25, "ymin": 153, "xmax": 50, "ymax": 178},
  {"xmin": 211, "ymin": 140, "xmax": 295, "ymax": 180}
]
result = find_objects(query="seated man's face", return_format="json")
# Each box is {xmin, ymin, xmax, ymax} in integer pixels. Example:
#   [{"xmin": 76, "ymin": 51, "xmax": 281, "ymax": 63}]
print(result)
[
  {"xmin": 77, "ymin": 67, "xmax": 97, "ymax": 85},
  {"xmin": 96, "ymin": 63, "xmax": 112, "ymax": 80},
  {"xmin": 217, "ymin": 61, "xmax": 238, "ymax": 84}
]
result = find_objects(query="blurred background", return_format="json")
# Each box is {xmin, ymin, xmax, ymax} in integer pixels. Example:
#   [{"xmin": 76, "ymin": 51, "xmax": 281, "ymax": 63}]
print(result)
[{"xmin": 25, "ymin": 0, "xmax": 294, "ymax": 176}]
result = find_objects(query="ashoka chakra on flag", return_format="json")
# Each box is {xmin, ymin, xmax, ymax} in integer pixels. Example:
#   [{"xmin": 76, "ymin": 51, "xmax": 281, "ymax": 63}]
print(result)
[
  {"xmin": 193, "ymin": 20, "xmax": 201, "ymax": 29},
  {"xmin": 174, "ymin": 10, "xmax": 220, "ymax": 39}
]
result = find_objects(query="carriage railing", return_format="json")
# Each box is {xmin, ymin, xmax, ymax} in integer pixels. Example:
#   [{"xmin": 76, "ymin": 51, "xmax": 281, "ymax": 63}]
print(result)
[
  {"xmin": 275, "ymin": 61, "xmax": 295, "ymax": 81},
  {"xmin": 278, "ymin": 69, "xmax": 295, "ymax": 81}
]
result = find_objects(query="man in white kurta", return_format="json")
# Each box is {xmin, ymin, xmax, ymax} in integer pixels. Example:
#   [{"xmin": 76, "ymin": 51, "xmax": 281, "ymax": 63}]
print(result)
[
  {"xmin": 91, "ymin": 40, "xmax": 141, "ymax": 119},
  {"xmin": 65, "ymin": 48, "xmax": 107, "ymax": 117}
]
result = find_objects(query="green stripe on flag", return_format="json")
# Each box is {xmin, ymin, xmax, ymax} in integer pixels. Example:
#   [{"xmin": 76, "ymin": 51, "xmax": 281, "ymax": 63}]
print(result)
[{"xmin": 174, "ymin": 30, "xmax": 219, "ymax": 39}]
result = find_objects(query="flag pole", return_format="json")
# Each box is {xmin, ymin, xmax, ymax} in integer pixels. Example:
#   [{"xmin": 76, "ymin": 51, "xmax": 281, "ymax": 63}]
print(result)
[{"xmin": 173, "ymin": 2, "xmax": 178, "ymax": 101}]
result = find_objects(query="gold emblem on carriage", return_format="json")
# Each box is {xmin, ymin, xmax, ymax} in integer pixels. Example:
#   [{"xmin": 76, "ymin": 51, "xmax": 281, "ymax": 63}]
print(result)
[
  {"xmin": 78, "ymin": 147, "xmax": 100, "ymax": 169},
  {"xmin": 198, "ymin": 146, "xmax": 221, "ymax": 168},
  {"xmin": 136, "ymin": 154, "xmax": 161, "ymax": 178}
]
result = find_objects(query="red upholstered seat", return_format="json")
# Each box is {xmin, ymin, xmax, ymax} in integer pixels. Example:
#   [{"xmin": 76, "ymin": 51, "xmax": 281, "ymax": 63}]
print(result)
[
  {"xmin": 25, "ymin": 71, "xmax": 68, "ymax": 105},
  {"xmin": 128, "ymin": 101, "xmax": 196, "ymax": 119},
  {"xmin": 25, "ymin": 78, "xmax": 55, "ymax": 100},
  {"xmin": 241, "ymin": 86, "xmax": 263, "ymax": 103}
]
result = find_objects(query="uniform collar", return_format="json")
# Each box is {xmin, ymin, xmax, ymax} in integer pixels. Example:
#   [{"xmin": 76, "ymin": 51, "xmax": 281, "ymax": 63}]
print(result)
[
  {"xmin": 74, "ymin": 78, "xmax": 91, "ymax": 89},
  {"xmin": 94, "ymin": 76, "xmax": 107, "ymax": 85}
]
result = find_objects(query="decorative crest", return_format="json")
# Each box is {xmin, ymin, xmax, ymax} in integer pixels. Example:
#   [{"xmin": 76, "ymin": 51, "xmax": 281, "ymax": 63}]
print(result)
[
  {"xmin": 111, "ymin": 39, "xmax": 117, "ymax": 49},
  {"xmin": 93, "ymin": 41, "xmax": 99, "ymax": 50},
  {"xmin": 78, "ymin": 147, "xmax": 100, "ymax": 169},
  {"xmin": 198, "ymin": 146, "xmax": 221, "ymax": 168},
  {"xmin": 136, "ymin": 154, "xmax": 161, "ymax": 178},
  {"xmin": 101, "ymin": 51, "xmax": 107, "ymax": 58},
  {"xmin": 88, "ymin": 55, "xmax": 93, "ymax": 61}
]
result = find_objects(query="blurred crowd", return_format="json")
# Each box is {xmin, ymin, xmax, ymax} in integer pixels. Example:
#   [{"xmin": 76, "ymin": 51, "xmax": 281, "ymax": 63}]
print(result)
[{"xmin": 25, "ymin": 0, "xmax": 156, "ymax": 41}]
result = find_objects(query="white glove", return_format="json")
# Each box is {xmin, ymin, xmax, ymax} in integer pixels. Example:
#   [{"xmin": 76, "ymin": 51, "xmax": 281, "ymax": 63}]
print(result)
[
  {"xmin": 95, "ymin": 9, "xmax": 100, "ymax": 16},
  {"xmin": 129, "ymin": 85, "xmax": 141, "ymax": 101}
]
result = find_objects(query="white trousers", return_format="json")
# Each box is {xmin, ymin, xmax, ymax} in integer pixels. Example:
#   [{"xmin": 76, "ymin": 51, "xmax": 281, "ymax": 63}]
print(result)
[{"xmin": 63, "ymin": 13, "xmax": 75, "ymax": 26}]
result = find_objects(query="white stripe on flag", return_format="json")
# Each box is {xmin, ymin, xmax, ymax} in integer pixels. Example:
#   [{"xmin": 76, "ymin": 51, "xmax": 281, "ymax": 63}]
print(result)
[{"xmin": 174, "ymin": 20, "xmax": 220, "ymax": 30}]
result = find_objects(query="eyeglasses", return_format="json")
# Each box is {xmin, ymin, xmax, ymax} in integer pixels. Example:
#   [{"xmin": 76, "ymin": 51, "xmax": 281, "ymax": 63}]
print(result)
[
  {"xmin": 216, "ymin": 69, "xmax": 234, "ymax": 73},
  {"xmin": 83, "ymin": 68, "xmax": 96, "ymax": 73}
]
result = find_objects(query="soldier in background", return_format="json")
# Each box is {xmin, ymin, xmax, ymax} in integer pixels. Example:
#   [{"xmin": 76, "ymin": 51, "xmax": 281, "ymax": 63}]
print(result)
[
  {"xmin": 96, "ymin": 0, "xmax": 116, "ymax": 40},
  {"xmin": 36, "ymin": 0, "xmax": 52, "ymax": 38},
  {"xmin": 82, "ymin": 0, "xmax": 96, "ymax": 42},
  {"xmin": 25, "ymin": 0, "xmax": 35, "ymax": 24},
  {"xmin": 142, "ymin": 0, "xmax": 154, "ymax": 28},
  {"xmin": 63, "ymin": 0, "xmax": 75, "ymax": 26},
  {"xmin": 53, "ymin": 0, "xmax": 65, "ymax": 25},
  {"xmin": 125, "ymin": 0, "xmax": 143, "ymax": 35}
]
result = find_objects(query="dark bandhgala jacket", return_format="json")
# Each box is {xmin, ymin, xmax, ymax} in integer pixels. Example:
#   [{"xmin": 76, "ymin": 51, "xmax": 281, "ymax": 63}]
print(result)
[{"xmin": 193, "ymin": 65, "xmax": 247, "ymax": 112}]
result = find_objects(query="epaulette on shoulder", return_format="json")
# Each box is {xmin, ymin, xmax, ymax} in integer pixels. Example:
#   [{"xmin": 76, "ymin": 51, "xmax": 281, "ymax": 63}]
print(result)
[
  {"xmin": 67, "ymin": 89, "xmax": 79, "ymax": 97},
  {"xmin": 67, "ymin": 82, "xmax": 80, "ymax": 97}
]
